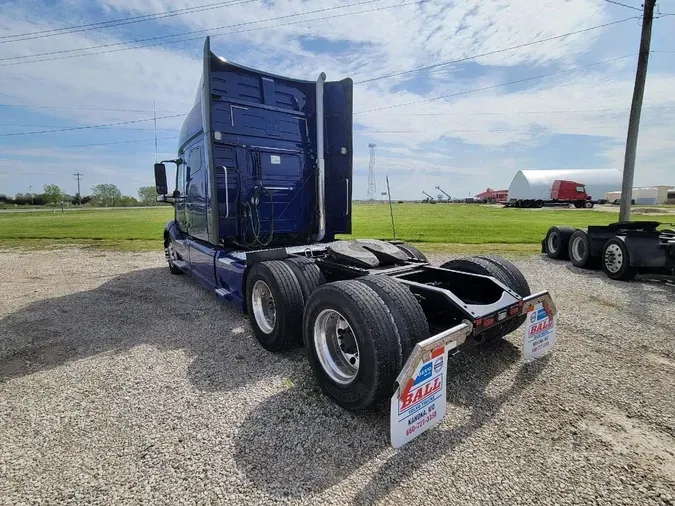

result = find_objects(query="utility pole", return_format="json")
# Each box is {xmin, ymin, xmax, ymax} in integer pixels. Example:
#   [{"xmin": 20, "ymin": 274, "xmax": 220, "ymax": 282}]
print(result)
[
  {"xmin": 367, "ymin": 143, "xmax": 376, "ymax": 201},
  {"xmin": 73, "ymin": 172, "xmax": 83, "ymax": 206},
  {"xmin": 29, "ymin": 185, "xmax": 33, "ymax": 205},
  {"xmin": 619, "ymin": 0, "xmax": 656, "ymax": 222}
]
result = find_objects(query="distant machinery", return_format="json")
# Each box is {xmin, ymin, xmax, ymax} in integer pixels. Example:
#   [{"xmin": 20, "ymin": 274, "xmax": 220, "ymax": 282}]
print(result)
[
  {"xmin": 435, "ymin": 186, "xmax": 451, "ymax": 202},
  {"xmin": 422, "ymin": 191, "xmax": 436, "ymax": 203},
  {"xmin": 367, "ymin": 143, "xmax": 376, "ymax": 201}
]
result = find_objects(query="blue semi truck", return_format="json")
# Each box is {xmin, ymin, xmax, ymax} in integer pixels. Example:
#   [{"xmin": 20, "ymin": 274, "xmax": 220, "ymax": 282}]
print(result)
[{"xmin": 154, "ymin": 38, "xmax": 556, "ymax": 446}]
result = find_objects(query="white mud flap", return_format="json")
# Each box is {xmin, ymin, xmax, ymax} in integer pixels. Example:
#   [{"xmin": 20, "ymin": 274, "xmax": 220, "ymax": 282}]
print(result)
[
  {"xmin": 523, "ymin": 299, "xmax": 557, "ymax": 361},
  {"xmin": 390, "ymin": 322, "xmax": 472, "ymax": 448},
  {"xmin": 390, "ymin": 291, "xmax": 557, "ymax": 448}
]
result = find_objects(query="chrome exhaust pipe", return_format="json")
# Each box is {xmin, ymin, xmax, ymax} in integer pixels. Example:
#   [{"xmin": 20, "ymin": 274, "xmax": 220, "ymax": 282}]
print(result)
[{"xmin": 313, "ymin": 72, "xmax": 326, "ymax": 242}]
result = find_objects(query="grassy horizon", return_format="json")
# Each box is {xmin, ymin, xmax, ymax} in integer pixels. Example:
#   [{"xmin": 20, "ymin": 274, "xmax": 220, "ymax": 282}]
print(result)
[{"xmin": 0, "ymin": 204, "xmax": 670, "ymax": 254}]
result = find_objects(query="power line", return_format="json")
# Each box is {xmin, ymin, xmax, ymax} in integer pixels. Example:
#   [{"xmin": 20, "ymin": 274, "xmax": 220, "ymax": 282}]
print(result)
[
  {"xmin": 0, "ymin": 114, "xmax": 183, "ymax": 137},
  {"xmin": 356, "ymin": 122, "xmax": 675, "ymax": 135},
  {"xmin": 0, "ymin": 0, "xmax": 415, "ymax": 66},
  {"xmin": 0, "ymin": 0, "xmax": 257, "ymax": 44},
  {"xmin": 0, "ymin": 0, "xmax": 386, "ymax": 62},
  {"xmin": 0, "ymin": 123, "xmax": 176, "ymax": 131},
  {"xmin": 375, "ymin": 105, "xmax": 675, "ymax": 116},
  {"xmin": 355, "ymin": 54, "xmax": 637, "ymax": 114},
  {"xmin": 0, "ymin": 103, "xmax": 180, "ymax": 113},
  {"xmin": 605, "ymin": 0, "xmax": 643, "ymax": 11},
  {"xmin": 354, "ymin": 17, "xmax": 637, "ymax": 84},
  {"xmin": 62, "ymin": 136, "xmax": 180, "ymax": 148}
]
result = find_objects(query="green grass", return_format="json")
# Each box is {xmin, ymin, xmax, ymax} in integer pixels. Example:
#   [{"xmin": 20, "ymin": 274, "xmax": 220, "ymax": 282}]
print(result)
[
  {"xmin": 0, "ymin": 207, "xmax": 172, "ymax": 251},
  {"xmin": 0, "ymin": 203, "xmax": 668, "ymax": 254}
]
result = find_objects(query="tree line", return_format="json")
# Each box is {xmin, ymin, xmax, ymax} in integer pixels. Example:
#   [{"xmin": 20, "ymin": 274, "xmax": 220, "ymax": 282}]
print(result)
[{"xmin": 0, "ymin": 185, "xmax": 161, "ymax": 207}]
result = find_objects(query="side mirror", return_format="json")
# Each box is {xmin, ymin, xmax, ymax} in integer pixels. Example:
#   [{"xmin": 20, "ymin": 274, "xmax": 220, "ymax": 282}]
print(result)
[{"xmin": 154, "ymin": 163, "xmax": 168, "ymax": 195}]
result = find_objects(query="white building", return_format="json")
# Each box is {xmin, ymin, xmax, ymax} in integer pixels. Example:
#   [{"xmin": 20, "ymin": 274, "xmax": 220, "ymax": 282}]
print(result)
[
  {"xmin": 508, "ymin": 169, "xmax": 622, "ymax": 201},
  {"xmin": 605, "ymin": 186, "xmax": 674, "ymax": 205}
]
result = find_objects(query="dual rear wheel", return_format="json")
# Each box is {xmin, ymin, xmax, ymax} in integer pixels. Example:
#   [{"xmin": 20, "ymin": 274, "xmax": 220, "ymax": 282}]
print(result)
[{"xmin": 244, "ymin": 257, "xmax": 429, "ymax": 410}]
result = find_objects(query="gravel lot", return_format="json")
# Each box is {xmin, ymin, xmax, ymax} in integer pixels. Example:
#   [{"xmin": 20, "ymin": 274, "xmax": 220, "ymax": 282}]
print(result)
[{"xmin": 1, "ymin": 248, "xmax": 674, "ymax": 506}]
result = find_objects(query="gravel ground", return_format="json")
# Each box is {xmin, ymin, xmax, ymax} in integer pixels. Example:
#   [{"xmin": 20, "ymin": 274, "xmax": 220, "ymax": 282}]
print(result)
[{"xmin": 1, "ymin": 248, "xmax": 674, "ymax": 506}]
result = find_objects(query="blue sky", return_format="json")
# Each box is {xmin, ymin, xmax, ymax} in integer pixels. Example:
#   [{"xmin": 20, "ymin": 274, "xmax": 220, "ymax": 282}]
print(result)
[{"xmin": 1, "ymin": 0, "xmax": 674, "ymax": 201}]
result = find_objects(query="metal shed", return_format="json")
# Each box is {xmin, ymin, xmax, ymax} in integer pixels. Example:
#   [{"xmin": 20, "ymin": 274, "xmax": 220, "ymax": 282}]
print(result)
[{"xmin": 507, "ymin": 169, "xmax": 622, "ymax": 202}]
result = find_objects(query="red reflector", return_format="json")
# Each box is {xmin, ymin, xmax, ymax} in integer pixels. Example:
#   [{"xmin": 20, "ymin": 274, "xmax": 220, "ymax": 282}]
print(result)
[
  {"xmin": 475, "ymin": 318, "xmax": 483, "ymax": 327},
  {"xmin": 509, "ymin": 306, "xmax": 520, "ymax": 316},
  {"xmin": 483, "ymin": 317, "xmax": 495, "ymax": 327},
  {"xmin": 431, "ymin": 346, "xmax": 444, "ymax": 359}
]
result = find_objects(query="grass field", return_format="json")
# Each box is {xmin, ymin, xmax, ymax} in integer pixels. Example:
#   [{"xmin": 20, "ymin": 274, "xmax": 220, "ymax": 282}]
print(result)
[{"xmin": 0, "ymin": 204, "xmax": 671, "ymax": 254}]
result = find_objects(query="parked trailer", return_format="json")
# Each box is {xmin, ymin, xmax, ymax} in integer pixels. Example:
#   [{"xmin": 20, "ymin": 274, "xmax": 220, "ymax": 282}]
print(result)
[
  {"xmin": 510, "ymin": 180, "xmax": 597, "ymax": 209},
  {"xmin": 154, "ymin": 38, "xmax": 557, "ymax": 447},
  {"xmin": 542, "ymin": 222, "xmax": 675, "ymax": 280}
]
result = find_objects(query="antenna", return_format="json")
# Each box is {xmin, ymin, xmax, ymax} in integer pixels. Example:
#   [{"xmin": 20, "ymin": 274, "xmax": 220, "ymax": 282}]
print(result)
[{"xmin": 367, "ymin": 143, "xmax": 376, "ymax": 201}]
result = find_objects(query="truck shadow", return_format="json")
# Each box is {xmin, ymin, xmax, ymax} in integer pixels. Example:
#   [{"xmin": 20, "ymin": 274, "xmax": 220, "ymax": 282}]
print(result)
[
  {"xmin": 233, "ymin": 340, "xmax": 549, "ymax": 500},
  {"xmin": 0, "ymin": 267, "xmax": 304, "ymax": 391}
]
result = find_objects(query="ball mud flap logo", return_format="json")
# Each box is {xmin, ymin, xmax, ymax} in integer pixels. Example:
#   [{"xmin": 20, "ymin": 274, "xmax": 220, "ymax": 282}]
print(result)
[{"xmin": 400, "ymin": 376, "xmax": 442, "ymax": 412}]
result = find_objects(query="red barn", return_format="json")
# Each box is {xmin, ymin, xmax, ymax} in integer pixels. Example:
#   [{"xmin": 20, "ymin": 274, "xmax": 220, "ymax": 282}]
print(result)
[{"xmin": 474, "ymin": 188, "xmax": 508, "ymax": 202}]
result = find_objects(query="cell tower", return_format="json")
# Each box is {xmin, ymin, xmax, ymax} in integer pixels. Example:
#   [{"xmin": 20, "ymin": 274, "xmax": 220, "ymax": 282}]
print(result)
[{"xmin": 367, "ymin": 143, "xmax": 376, "ymax": 201}]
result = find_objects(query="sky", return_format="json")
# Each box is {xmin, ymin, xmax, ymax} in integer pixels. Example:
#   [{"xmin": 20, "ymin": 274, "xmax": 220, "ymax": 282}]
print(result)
[{"xmin": 0, "ymin": 0, "xmax": 674, "ymax": 201}]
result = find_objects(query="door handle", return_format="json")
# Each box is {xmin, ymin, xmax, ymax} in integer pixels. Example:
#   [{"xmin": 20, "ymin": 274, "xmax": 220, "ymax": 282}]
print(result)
[
  {"xmin": 345, "ymin": 178, "xmax": 349, "ymax": 216},
  {"xmin": 218, "ymin": 166, "xmax": 229, "ymax": 218}
]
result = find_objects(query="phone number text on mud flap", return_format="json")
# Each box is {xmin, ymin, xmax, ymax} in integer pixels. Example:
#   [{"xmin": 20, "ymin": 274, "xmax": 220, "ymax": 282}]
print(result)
[{"xmin": 405, "ymin": 410, "xmax": 437, "ymax": 436}]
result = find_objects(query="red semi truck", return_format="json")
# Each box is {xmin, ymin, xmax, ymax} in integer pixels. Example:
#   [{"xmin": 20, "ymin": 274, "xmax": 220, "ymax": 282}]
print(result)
[{"xmin": 511, "ymin": 180, "xmax": 596, "ymax": 209}]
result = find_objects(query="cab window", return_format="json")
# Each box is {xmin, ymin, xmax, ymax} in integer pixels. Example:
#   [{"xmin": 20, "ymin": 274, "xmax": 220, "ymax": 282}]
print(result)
[
  {"xmin": 576, "ymin": 186, "xmax": 585, "ymax": 193},
  {"xmin": 188, "ymin": 147, "xmax": 202, "ymax": 176}
]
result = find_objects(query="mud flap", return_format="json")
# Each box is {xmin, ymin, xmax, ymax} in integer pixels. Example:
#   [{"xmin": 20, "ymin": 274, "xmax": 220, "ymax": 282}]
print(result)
[{"xmin": 390, "ymin": 322, "xmax": 472, "ymax": 448}]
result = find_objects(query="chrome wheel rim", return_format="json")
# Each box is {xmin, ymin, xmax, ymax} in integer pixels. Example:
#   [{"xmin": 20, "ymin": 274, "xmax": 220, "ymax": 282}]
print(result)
[
  {"xmin": 547, "ymin": 232, "xmax": 559, "ymax": 253},
  {"xmin": 572, "ymin": 236, "xmax": 586, "ymax": 261},
  {"xmin": 314, "ymin": 309, "xmax": 359, "ymax": 385},
  {"xmin": 585, "ymin": 201, "xmax": 593, "ymax": 208},
  {"xmin": 252, "ymin": 280, "xmax": 276, "ymax": 334},
  {"xmin": 165, "ymin": 242, "xmax": 177, "ymax": 266},
  {"xmin": 604, "ymin": 244, "xmax": 623, "ymax": 274}
]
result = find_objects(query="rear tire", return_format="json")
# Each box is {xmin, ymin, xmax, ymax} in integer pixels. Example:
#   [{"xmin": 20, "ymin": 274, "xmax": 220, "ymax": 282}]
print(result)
[
  {"xmin": 441, "ymin": 256, "xmax": 529, "ymax": 339},
  {"xmin": 303, "ymin": 280, "xmax": 403, "ymax": 411},
  {"xmin": 568, "ymin": 229, "xmax": 596, "ymax": 269},
  {"xmin": 544, "ymin": 225, "xmax": 575, "ymax": 259},
  {"xmin": 283, "ymin": 257, "xmax": 325, "ymax": 302},
  {"xmin": 356, "ymin": 275, "xmax": 429, "ymax": 362},
  {"xmin": 246, "ymin": 261, "xmax": 304, "ymax": 351},
  {"xmin": 602, "ymin": 238, "xmax": 637, "ymax": 281},
  {"xmin": 394, "ymin": 243, "xmax": 428, "ymax": 262},
  {"xmin": 535, "ymin": 199, "xmax": 544, "ymax": 208},
  {"xmin": 474, "ymin": 255, "xmax": 531, "ymax": 335}
]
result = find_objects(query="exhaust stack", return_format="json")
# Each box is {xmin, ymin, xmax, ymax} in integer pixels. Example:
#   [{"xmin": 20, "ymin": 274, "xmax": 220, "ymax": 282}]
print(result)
[{"xmin": 313, "ymin": 72, "xmax": 327, "ymax": 242}]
